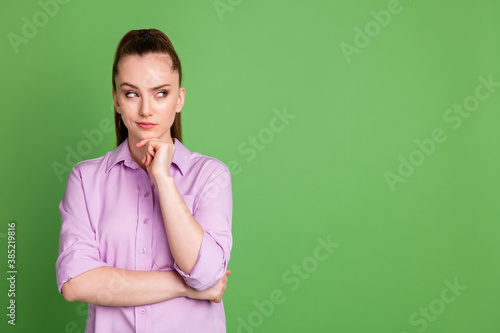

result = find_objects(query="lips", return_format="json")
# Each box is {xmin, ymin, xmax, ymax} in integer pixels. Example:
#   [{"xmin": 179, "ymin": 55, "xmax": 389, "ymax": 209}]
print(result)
[{"xmin": 137, "ymin": 122, "xmax": 156, "ymax": 129}]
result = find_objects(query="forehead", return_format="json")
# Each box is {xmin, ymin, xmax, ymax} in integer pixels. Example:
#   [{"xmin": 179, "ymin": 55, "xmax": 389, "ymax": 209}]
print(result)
[{"xmin": 116, "ymin": 53, "xmax": 178, "ymax": 86}]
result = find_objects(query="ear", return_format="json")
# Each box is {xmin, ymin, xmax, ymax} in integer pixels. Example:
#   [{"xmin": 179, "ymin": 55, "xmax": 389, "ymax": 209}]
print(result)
[
  {"xmin": 112, "ymin": 89, "xmax": 121, "ymax": 114},
  {"xmin": 176, "ymin": 87, "xmax": 186, "ymax": 113}
]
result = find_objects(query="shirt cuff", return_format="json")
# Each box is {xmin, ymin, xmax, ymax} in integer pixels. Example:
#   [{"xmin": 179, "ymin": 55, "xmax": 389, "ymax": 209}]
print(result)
[
  {"xmin": 56, "ymin": 249, "xmax": 109, "ymax": 294},
  {"xmin": 173, "ymin": 231, "xmax": 226, "ymax": 291}
]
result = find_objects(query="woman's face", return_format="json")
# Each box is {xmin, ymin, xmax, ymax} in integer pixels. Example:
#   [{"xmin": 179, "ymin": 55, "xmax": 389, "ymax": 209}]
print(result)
[{"xmin": 113, "ymin": 53, "xmax": 185, "ymax": 144}]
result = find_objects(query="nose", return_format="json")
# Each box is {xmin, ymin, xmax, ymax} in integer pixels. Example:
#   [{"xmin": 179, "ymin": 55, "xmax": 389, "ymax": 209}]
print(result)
[{"xmin": 139, "ymin": 97, "xmax": 152, "ymax": 117}]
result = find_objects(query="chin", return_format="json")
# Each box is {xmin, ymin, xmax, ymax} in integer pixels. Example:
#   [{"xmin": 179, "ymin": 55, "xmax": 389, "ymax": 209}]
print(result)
[{"xmin": 129, "ymin": 133, "xmax": 155, "ymax": 142}]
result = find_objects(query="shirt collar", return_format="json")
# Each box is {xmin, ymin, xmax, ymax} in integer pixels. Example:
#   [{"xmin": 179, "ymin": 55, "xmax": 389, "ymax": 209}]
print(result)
[{"xmin": 106, "ymin": 137, "xmax": 190, "ymax": 176}]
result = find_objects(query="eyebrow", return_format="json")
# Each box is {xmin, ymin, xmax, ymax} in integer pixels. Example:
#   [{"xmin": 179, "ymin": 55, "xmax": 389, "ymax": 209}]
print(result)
[{"xmin": 120, "ymin": 82, "xmax": 171, "ymax": 90}]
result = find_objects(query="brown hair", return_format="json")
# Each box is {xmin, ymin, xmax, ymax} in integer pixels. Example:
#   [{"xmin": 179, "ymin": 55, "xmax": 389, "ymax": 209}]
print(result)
[{"xmin": 112, "ymin": 28, "xmax": 183, "ymax": 146}]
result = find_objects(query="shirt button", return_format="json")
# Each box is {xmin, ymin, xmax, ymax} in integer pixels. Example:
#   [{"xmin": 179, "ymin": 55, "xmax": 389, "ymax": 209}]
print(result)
[
  {"xmin": 144, "ymin": 192, "xmax": 150, "ymax": 198},
  {"xmin": 141, "ymin": 247, "xmax": 147, "ymax": 254},
  {"xmin": 143, "ymin": 218, "xmax": 149, "ymax": 224},
  {"xmin": 139, "ymin": 308, "xmax": 146, "ymax": 315}
]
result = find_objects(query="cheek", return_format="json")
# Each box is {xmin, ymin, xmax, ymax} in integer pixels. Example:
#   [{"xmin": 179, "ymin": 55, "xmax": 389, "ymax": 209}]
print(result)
[
  {"xmin": 118, "ymin": 109, "xmax": 137, "ymax": 129},
  {"xmin": 161, "ymin": 106, "xmax": 178, "ymax": 127},
  {"xmin": 162, "ymin": 109, "xmax": 177, "ymax": 124},
  {"xmin": 119, "ymin": 101, "xmax": 138, "ymax": 116},
  {"xmin": 156, "ymin": 99, "xmax": 177, "ymax": 115}
]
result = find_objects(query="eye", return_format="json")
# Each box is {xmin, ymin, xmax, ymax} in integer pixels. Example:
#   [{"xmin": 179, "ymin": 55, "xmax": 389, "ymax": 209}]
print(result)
[
  {"xmin": 125, "ymin": 92, "xmax": 138, "ymax": 98},
  {"xmin": 157, "ymin": 91, "xmax": 168, "ymax": 98}
]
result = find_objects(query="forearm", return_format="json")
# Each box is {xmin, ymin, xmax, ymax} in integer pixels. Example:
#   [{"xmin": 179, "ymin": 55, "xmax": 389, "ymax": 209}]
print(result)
[
  {"xmin": 61, "ymin": 266, "xmax": 188, "ymax": 306},
  {"xmin": 156, "ymin": 176, "xmax": 204, "ymax": 274}
]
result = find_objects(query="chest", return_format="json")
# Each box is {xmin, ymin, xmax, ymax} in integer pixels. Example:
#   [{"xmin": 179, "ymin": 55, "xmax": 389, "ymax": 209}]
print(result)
[{"xmin": 90, "ymin": 171, "xmax": 196, "ymax": 270}]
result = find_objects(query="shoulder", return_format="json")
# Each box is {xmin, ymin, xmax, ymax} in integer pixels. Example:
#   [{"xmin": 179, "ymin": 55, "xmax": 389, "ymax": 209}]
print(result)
[
  {"xmin": 182, "ymin": 146, "xmax": 231, "ymax": 186},
  {"xmin": 185, "ymin": 151, "xmax": 233, "ymax": 198},
  {"xmin": 70, "ymin": 150, "xmax": 114, "ymax": 179},
  {"xmin": 190, "ymin": 152, "xmax": 230, "ymax": 177},
  {"xmin": 175, "ymin": 139, "xmax": 230, "ymax": 179},
  {"xmin": 62, "ymin": 151, "xmax": 115, "ymax": 198}
]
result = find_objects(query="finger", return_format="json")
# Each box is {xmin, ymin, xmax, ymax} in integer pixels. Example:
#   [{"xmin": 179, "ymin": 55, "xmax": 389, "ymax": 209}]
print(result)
[
  {"xmin": 137, "ymin": 139, "xmax": 156, "ymax": 166},
  {"xmin": 146, "ymin": 151, "xmax": 153, "ymax": 167},
  {"xmin": 147, "ymin": 140, "xmax": 161, "ymax": 166},
  {"xmin": 146, "ymin": 141, "xmax": 157, "ymax": 158},
  {"xmin": 136, "ymin": 139, "xmax": 150, "ymax": 148},
  {"xmin": 226, "ymin": 270, "xmax": 231, "ymax": 276}
]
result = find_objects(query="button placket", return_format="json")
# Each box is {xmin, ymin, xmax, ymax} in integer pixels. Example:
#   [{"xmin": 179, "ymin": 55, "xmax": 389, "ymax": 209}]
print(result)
[
  {"xmin": 136, "ymin": 175, "xmax": 154, "ymax": 272},
  {"xmin": 133, "ymin": 172, "xmax": 154, "ymax": 332}
]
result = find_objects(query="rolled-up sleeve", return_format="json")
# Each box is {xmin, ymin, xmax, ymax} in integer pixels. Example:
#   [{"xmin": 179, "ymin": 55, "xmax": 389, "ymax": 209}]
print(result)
[
  {"xmin": 174, "ymin": 166, "xmax": 233, "ymax": 290},
  {"xmin": 55, "ymin": 165, "xmax": 109, "ymax": 294}
]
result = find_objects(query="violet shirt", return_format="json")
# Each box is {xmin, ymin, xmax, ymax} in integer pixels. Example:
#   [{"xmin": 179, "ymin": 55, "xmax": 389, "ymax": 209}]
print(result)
[{"xmin": 56, "ymin": 138, "xmax": 232, "ymax": 333}]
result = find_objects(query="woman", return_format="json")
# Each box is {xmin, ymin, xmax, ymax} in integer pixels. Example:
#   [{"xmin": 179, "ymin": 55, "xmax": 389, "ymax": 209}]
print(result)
[{"xmin": 56, "ymin": 29, "xmax": 233, "ymax": 333}]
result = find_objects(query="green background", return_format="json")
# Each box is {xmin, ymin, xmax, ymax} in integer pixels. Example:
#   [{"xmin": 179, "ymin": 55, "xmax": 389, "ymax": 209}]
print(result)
[{"xmin": 1, "ymin": 0, "xmax": 499, "ymax": 332}]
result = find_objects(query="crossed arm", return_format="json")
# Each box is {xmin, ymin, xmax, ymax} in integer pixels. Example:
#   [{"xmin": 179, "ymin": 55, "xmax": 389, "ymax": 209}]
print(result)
[{"xmin": 61, "ymin": 267, "xmax": 230, "ymax": 306}]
